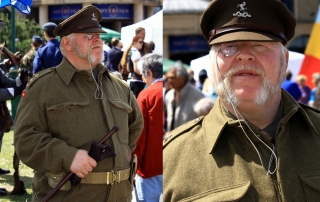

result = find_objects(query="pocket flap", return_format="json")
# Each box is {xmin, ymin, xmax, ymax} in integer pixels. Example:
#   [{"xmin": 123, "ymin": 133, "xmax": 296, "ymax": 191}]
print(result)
[
  {"xmin": 47, "ymin": 101, "xmax": 89, "ymax": 111},
  {"xmin": 181, "ymin": 181, "xmax": 251, "ymax": 202},
  {"xmin": 108, "ymin": 99, "xmax": 132, "ymax": 113},
  {"xmin": 45, "ymin": 172, "xmax": 71, "ymax": 191},
  {"xmin": 300, "ymin": 174, "xmax": 320, "ymax": 190}
]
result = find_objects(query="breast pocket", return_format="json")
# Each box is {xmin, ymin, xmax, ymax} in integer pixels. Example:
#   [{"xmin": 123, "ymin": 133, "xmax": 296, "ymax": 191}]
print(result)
[
  {"xmin": 46, "ymin": 101, "xmax": 89, "ymax": 144},
  {"xmin": 300, "ymin": 173, "xmax": 320, "ymax": 202},
  {"xmin": 108, "ymin": 99, "xmax": 132, "ymax": 145},
  {"xmin": 179, "ymin": 181, "xmax": 253, "ymax": 202}
]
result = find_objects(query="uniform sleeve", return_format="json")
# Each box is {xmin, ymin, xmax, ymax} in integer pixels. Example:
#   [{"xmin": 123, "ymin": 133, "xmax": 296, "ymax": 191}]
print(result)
[
  {"xmin": 0, "ymin": 89, "xmax": 13, "ymax": 101},
  {"xmin": 0, "ymin": 69, "xmax": 16, "ymax": 88},
  {"xmin": 133, "ymin": 93, "xmax": 148, "ymax": 169},
  {"xmin": 32, "ymin": 50, "xmax": 43, "ymax": 74},
  {"xmin": 127, "ymin": 89, "xmax": 144, "ymax": 152},
  {"xmin": 14, "ymin": 89, "xmax": 78, "ymax": 173}
]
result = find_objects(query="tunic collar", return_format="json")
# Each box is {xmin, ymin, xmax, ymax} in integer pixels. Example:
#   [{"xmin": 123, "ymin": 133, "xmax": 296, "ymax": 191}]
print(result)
[
  {"xmin": 204, "ymin": 89, "xmax": 320, "ymax": 154},
  {"xmin": 56, "ymin": 57, "xmax": 110, "ymax": 85}
]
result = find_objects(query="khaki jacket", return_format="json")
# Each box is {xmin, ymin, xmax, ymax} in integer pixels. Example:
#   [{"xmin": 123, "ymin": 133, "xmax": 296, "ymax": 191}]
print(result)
[
  {"xmin": 14, "ymin": 58, "xmax": 143, "ymax": 202},
  {"xmin": 164, "ymin": 90, "xmax": 320, "ymax": 202}
]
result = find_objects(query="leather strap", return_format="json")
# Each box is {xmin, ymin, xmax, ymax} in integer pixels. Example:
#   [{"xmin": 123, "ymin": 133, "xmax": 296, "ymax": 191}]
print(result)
[
  {"xmin": 80, "ymin": 167, "xmax": 130, "ymax": 185},
  {"xmin": 209, "ymin": 22, "xmax": 286, "ymax": 43}
]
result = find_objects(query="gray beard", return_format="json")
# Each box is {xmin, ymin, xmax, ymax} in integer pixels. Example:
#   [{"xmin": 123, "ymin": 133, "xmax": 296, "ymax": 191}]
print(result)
[
  {"xmin": 71, "ymin": 40, "xmax": 104, "ymax": 64},
  {"xmin": 213, "ymin": 65, "xmax": 285, "ymax": 107}
]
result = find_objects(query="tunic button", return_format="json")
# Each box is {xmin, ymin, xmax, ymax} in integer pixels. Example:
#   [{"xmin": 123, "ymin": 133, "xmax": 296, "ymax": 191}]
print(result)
[{"xmin": 87, "ymin": 77, "xmax": 93, "ymax": 82}]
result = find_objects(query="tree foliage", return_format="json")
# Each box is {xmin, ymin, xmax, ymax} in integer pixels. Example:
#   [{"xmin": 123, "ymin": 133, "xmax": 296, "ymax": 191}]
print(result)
[{"xmin": 0, "ymin": 13, "xmax": 43, "ymax": 57}]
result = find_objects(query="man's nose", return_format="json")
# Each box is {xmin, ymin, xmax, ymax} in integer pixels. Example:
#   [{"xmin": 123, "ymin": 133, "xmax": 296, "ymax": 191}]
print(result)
[{"xmin": 235, "ymin": 45, "xmax": 256, "ymax": 62}]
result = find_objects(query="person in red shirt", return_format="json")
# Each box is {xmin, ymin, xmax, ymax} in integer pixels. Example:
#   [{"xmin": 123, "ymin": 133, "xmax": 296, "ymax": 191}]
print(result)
[{"xmin": 133, "ymin": 53, "xmax": 163, "ymax": 201}]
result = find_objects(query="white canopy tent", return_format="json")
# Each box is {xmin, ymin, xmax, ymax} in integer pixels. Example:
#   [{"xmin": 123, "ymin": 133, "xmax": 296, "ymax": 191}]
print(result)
[
  {"xmin": 120, "ymin": 10, "xmax": 163, "ymax": 55},
  {"xmin": 190, "ymin": 51, "xmax": 305, "ymax": 82}
]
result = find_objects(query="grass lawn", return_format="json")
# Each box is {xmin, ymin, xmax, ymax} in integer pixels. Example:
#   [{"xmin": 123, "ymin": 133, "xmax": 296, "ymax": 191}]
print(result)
[{"xmin": 0, "ymin": 129, "xmax": 33, "ymax": 202}]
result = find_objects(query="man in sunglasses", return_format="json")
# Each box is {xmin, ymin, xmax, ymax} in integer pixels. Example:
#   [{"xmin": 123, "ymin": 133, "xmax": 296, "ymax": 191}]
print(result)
[
  {"xmin": 164, "ymin": 0, "xmax": 320, "ymax": 201},
  {"xmin": 14, "ymin": 5, "xmax": 143, "ymax": 201}
]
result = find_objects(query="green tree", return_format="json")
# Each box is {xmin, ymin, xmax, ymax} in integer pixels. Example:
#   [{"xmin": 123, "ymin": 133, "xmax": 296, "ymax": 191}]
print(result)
[{"xmin": 0, "ymin": 13, "xmax": 43, "ymax": 57}]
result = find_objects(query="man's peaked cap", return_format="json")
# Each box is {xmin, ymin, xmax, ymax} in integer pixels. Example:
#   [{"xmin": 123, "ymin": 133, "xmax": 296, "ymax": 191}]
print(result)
[
  {"xmin": 200, "ymin": 0, "xmax": 296, "ymax": 45},
  {"xmin": 53, "ymin": 5, "xmax": 106, "ymax": 38}
]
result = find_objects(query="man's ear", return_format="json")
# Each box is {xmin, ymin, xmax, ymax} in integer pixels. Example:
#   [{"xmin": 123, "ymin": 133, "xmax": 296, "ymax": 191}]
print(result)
[{"xmin": 61, "ymin": 37, "xmax": 72, "ymax": 51}]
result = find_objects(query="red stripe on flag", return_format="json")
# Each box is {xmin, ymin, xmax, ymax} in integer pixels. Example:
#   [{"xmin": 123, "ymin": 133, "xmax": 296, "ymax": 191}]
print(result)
[{"xmin": 299, "ymin": 55, "xmax": 320, "ymax": 88}]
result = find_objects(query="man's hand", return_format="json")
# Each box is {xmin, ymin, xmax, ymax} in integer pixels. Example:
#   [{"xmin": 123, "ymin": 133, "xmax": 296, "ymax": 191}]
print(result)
[{"xmin": 70, "ymin": 150, "xmax": 97, "ymax": 178}]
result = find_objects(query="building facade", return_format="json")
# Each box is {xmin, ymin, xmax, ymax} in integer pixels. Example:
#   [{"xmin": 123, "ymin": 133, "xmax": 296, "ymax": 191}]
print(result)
[{"xmin": 27, "ymin": 0, "xmax": 162, "ymax": 33}]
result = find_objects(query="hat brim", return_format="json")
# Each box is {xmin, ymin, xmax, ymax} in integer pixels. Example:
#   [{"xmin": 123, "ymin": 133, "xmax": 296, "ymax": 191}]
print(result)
[
  {"xmin": 209, "ymin": 31, "xmax": 284, "ymax": 45},
  {"xmin": 73, "ymin": 27, "xmax": 107, "ymax": 34}
]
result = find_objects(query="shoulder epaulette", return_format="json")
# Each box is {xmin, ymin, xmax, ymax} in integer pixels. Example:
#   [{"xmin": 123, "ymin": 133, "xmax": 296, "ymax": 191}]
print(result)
[
  {"xmin": 163, "ymin": 116, "xmax": 204, "ymax": 148},
  {"xmin": 26, "ymin": 68, "xmax": 55, "ymax": 90}
]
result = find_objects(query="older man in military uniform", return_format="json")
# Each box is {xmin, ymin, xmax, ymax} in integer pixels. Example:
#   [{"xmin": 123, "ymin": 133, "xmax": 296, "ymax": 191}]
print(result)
[
  {"xmin": 14, "ymin": 5, "xmax": 143, "ymax": 202},
  {"xmin": 164, "ymin": 0, "xmax": 320, "ymax": 201}
]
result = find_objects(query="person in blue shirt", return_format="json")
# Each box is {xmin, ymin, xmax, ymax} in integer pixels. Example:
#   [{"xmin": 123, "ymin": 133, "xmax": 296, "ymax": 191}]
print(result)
[
  {"xmin": 281, "ymin": 69, "xmax": 301, "ymax": 101},
  {"xmin": 33, "ymin": 22, "xmax": 63, "ymax": 73}
]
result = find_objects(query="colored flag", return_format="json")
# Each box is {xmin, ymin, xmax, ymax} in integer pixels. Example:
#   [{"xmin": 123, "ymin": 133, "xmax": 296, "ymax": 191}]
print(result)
[
  {"xmin": 299, "ymin": 5, "xmax": 320, "ymax": 88},
  {"xmin": 0, "ymin": 0, "xmax": 31, "ymax": 14}
]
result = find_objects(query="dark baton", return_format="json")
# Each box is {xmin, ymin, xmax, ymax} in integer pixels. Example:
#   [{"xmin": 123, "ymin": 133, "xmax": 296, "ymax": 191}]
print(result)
[{"xmin": 41, "ymin": 126, "xmax": 119, "ymax": 202}]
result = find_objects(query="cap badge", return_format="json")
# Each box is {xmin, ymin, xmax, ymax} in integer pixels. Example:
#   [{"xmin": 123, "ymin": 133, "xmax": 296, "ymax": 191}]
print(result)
[
  {"xmin": 233, "ymin": 2, "xmax": 251, "ymax": 18},
  {"xmin": 91, "ymin": 13, "xmax": 98, "ymax": 21}
]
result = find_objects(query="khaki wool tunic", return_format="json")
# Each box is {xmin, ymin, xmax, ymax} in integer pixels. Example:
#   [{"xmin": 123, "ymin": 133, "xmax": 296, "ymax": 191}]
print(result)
[
  {"xmin": 14, "ymin": 58, "xmax": 143, "ymax": 202},
  {"xmin": 164, "ymin": 90, "xmax": 320, "ymax": 201}
]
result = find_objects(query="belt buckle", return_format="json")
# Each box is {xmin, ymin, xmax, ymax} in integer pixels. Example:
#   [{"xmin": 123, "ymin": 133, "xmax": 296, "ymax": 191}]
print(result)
[{"xmin": 107, "ymin": 170, "xmax": 119, "ymax": 185}]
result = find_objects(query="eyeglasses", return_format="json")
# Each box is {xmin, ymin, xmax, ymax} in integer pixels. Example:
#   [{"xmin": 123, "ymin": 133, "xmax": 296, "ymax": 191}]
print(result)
[
  {"xmin": 214, "ymin": 42, "xmax": 239, "ymax": 57},
  {"xmin": 85, "ymin": 33, "xmax": 100, "ymax": 40},
  {"xmin": 214, "ymin": 41, "xmax": 271, "ymax": 57}
]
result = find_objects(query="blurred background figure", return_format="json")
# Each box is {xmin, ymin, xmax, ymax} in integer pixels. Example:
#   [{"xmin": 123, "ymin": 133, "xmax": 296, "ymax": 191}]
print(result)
[
  {"xmin": 33, "ymin": 22, "xmax": 63, "ymax": 73},
  {"xmin": 164, "ymin": 63, "xmax": 204, "ymax": 133},
  {"xmin": 187, "ymin": 69, "xmax": 194, "ymax": 81},
  {"xmin": 148, "ymin": 41, "xmax": 155, "ymax": 53},
  {"xmin": 107, "ymin": 37, "xmax": 123, "ymax": 73},
  {"xmin": 20, "ymin": 35, "xmax": 44, "ymax": 75},
  {"xmin": 135, "ymin": 27, "xmax": 152, "ymax": 56},
  {"xmin": 120, "ymin": 36, "xmax": 143, "ymax": 82},
  {"xmin": 194, "ymin": 97, "xmax": 215, "ymax": 117},
  {"xmin": 123, "ymin": 35, "xmax": 145, "ymax": 97},
  {"xmin": 133, "ymin": 53, "xmax": 163, "ymax": 202},
  {"xmin": 296, "ymin": 74, "xmax": 311, "ymax": 105},
  {"xmin": 282, "ymin": 69, "xmax": 301, "ymax": 101},
  {"xmin": 309, "ymin": 72, "xmax": 320, "ymax": 108},
  {"xmin": 197, "ymin": 69, "xmax": 208, "ymax": 91},
  {"xmin": 313, "ymin": 73, "xmax": 320, "ymax": 109},
  {"xmin": 189, "ymin": 77, "xmax": 196, "ymax": 86}
]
